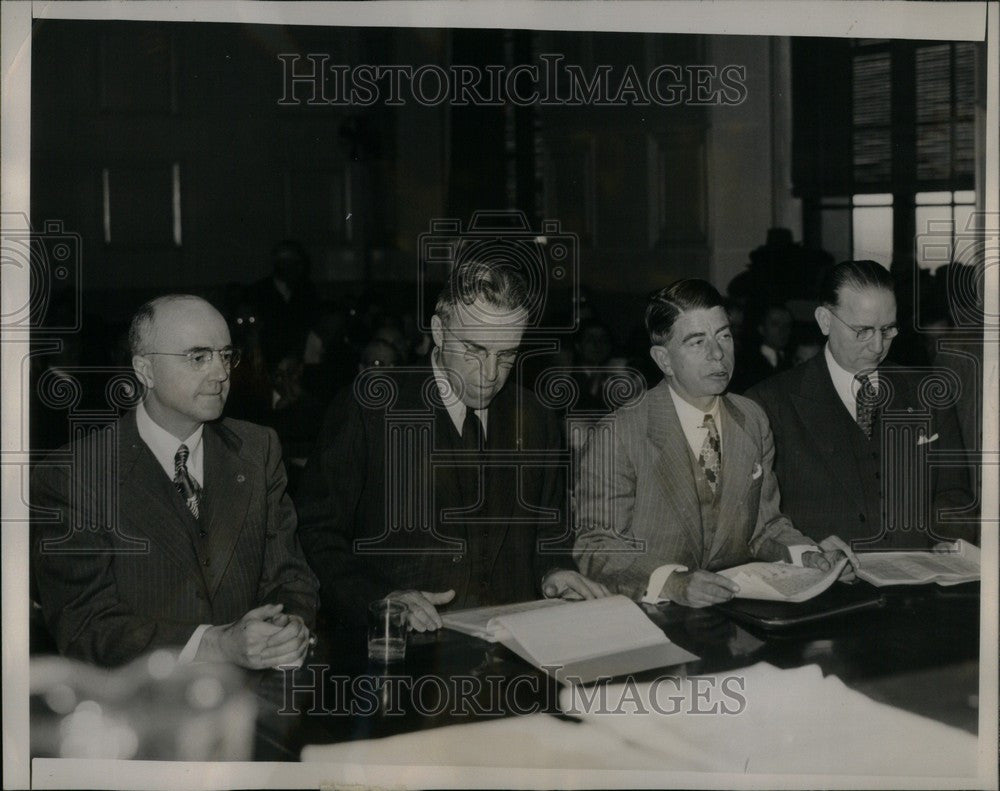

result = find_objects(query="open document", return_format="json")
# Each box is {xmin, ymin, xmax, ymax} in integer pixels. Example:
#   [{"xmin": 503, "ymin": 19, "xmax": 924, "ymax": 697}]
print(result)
[
  {"xmin": 443, "ymin": 596, "xmax": 698, "ymax": 684},
  {"xmin": 717, "ymin": 557, "xmax": 848, "ymax": 603},
  {"xmin": 855, "ymin": 540, "xmax": 980, "ymax": 587}
]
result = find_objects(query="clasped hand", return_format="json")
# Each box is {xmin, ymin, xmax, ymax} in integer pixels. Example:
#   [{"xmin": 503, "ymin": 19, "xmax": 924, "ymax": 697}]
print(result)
[{"xmin": 203, "ymin": 603, "xmax": 312, "ymax": 669}]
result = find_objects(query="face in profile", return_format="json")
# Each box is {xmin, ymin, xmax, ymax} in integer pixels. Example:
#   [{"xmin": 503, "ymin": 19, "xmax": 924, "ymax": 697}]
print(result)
[
  {"xmin": 431, "ymin": 298, "xmax": 528, "ymax": 410},
  {"xmin": 134, "ymin": 298, "xmax": 233, "ymax": 439},
  {"xmin": 652, "ymin": 306, "xmax": 734, "ymax": 407},
  {"xmin": 817, "ymin": 286, "xmax": 897, "ymax": 374}
]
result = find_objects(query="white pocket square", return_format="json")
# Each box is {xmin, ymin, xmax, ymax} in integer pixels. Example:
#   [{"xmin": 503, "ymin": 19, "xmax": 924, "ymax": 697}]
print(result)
[
  {"xmin": 751, "ymin": 462, "xmax": 763, "ymax": 480},
  {"xmin": 917, "ymin": 433, "xmax": 939, "ymax": 446}
]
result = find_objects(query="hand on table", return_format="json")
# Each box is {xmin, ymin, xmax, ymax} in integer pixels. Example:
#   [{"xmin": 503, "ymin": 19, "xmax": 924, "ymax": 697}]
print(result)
[
  {"xmin": 662, "ymin": 569, "xmax": 739, "ymax": 608},
  {"xmin": 541, "ymin": 569, "xmax": 611, "ymax": 600},
  {"xmin": 807, "ymin": 535, "xmax": 859, "ymax": 582},
  {"xmin": 387, "ymin": 589, "xmax": 455, "ymax": 632}
]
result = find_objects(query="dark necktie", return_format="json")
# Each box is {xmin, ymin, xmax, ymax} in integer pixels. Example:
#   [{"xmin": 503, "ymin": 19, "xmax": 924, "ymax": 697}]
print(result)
[
  {"xmin": 173, "ymin": 444, "xmax": 202, "ymax": 519},
  {"xmin": 855, "ymin": 374, "xmax": 878, "ymax": 440},
  {"xmin": 698, "ymin": 414, "xmax": 721, "ymax": 494},
  {"xmin": 462, "ymin": 409, "xmax": 485, "ymax": 453}
]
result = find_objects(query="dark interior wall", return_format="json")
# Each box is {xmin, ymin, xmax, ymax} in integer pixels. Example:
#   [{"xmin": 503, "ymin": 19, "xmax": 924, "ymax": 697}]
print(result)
[{"xmin": 31, "ymin": 20, "xmax": 716, "ymax": 341}]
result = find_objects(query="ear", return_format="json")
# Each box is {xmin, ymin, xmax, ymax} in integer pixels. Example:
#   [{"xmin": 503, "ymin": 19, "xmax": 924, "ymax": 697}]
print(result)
[
  {"xmin": 430, "ymin": 314, "xmax": 444, "ymax": 349},
  {"xmin": 814, "ymin": 306, "xmax": 832, "ymax": 337},
  {"xmin": 132, "ymin": 354, "xmax": 154, "ymax": 389},
  {"xmin": 649, "ymin": 345, "xmax": 673, "ymax": 377}
]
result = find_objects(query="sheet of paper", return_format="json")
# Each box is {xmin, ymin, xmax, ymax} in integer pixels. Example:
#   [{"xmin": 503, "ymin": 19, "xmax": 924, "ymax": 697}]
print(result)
[
  {"xmin": 718, "ymin": 558, "xmax": 847, "ymax": 602},
  {"xmin": 493, "ymin": 595, "xmax": 670, "ymax": 666},
  {"xmin": 856, "ymin": 543, "xmax": 980, "ymax": 586},
  {"xmin": 441, "ymin": 598, "xmax": 566, "ymax": 641}
]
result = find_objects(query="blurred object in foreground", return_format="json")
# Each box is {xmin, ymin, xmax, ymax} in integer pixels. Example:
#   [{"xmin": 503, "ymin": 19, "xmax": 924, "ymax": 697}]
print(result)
[{"xmin": 31, "ymin": 650, "xmax": 256, "ymax": 761}]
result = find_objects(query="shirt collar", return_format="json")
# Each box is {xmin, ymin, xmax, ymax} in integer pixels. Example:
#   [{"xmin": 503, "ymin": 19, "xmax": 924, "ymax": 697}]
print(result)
[
  {"xmin": 135, "ymin": 401, "xmax": 205, "ymax": 486},
  {"xmin": 430, "ymin": 349, "xmax": 487, "ymax": 438},
  {"xmin": 667, "ymin": 383, "xmax": 722, "ymax": 457},
  {"xmin": 759, "ymin": 343, "xmax": 779, "ymax": 368}
]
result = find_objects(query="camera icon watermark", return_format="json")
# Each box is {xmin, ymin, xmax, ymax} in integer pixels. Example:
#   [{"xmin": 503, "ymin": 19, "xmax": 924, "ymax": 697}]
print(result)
[
  {"xmin": 914, "ymin": 211, "xmax": 998, "ymax": 331},
  {"xmin": 417, "ymin": 211, "xmax": 580, "ymax": 333},
  {"xmin": 1, "ymin": 215, "xmax": 82, "ymax": 333}
]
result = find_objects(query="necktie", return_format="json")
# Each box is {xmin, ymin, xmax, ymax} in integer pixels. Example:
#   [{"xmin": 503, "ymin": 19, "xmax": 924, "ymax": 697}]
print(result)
[
  {"xmin": 173, "ymin": 444, "xmax": 202, "ymax": 519},
  {"xmin": 855, "ymin": 374, "xmax": 878, "ymax": 439},
  {"xmin": 698, "ymin": 414, "xmax": 721, "ymax": 494},
  {"xmin": 462, "ymin": 409, "xmax": 485, "ymax": 452}
]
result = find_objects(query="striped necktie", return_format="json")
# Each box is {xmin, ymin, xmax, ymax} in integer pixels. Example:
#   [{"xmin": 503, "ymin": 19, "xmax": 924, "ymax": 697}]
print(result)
[
  {"xmin": 855, "ymin": 374, "xmax": 878, "ymax": 440},
  {"xmin": 173, "ymin": 444, "xmax": 202, "ymax": 519},
  {"xmin": 698, "ymin": 414, "xmax": 721, "ymax": 494}
]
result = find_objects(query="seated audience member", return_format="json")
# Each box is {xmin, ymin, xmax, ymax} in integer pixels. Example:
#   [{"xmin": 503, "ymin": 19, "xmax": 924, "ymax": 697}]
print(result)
[
  {"xmin": 248, "ymin": 240, "xmax": 319, "ymax": 369},
  {"xmin": 32, "ymin": 295, "xmax": 319, "ymax": 668},
  {"xmin": 574, "ymin": 279, "xmax": 852, "ymax": 607},
  {"xmin": 747, "ymin": 260, "xmax": 974, "ymax": 548},
  {"xmin": 296, "ymin": 258, "xmax": 609, "ymax": 630},
  {"xmin": 729, "ymin": 302, "xmax": 794, "ymax": 393}
]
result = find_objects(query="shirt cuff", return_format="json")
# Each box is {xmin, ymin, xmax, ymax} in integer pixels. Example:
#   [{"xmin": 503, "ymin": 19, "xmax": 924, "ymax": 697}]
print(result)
[
  {"xmin": 641, "ymin": 564, "xmax": 688, "ymax": 604},
  {"xmin": 787, "ymin": 544, "xmax": 820, "ymax": 566},
  {"xmin": 177, "ymin": 623, "xmax": 211, "ymax": 664}
]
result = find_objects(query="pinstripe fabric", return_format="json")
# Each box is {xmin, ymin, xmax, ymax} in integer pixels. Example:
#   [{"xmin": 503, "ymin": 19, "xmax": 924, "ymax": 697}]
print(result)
[
  {"xmin": 31, "ymin": 410, "xmax": 319, "ymax": 667},
  {"xmin": 573, "ymin": 379, "xmax": 810, "ymax": 600},
  {"xmin": 747, "ymin": 354, "xmax": 975, "ymax": 548}
]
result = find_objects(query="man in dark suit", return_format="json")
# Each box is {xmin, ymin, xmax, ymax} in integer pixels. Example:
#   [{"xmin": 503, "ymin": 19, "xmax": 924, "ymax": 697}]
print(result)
[
  {"xmin": 32, "ymin": 295, "xmax": 319, "ymax": 668},
  {"xmin": 296, "ymin": 259, "xmax": 608, "ymax": 630},
  {"xmin": 574, "ymin": 280, "xmax": 851, "ymax": 607},
  {"xmin": 747, "ymin": 260, "xmax": 974, "ymax": 549}
]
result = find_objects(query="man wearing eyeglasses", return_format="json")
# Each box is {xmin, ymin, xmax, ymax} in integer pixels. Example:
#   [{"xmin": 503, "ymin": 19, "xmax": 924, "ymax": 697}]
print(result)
[
  {"xmin": 31, "ymin": 294, "xmax": 319, "ymax": 668},
  {"xmin": 746, "ymin": 260, "xmax": 972, "ymax": 549},
  {"xmin": 297, "ymin": 259, "xmax": 608, "ymax": 631}
]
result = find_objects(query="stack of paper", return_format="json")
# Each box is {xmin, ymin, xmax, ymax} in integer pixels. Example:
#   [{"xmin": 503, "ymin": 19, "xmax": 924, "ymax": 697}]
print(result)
[
  {"xmin": 718, "ymin": 557, "xmax": 847, "ymax": 602},
  {"xmin": 558, "ymin": 661, "xmax": 977, "ymax": 776},
  {"xmin": 443, "ymin": 595, "xmax": 699, "ymax": 683},
  {"xmin": 856, "ymin": 541, "xmax": 980, "ymax": 586}
]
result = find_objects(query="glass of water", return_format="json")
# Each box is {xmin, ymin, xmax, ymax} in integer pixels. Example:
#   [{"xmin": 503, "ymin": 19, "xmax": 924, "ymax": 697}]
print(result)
[{"xmin": 367, "ymin": 599, "xmax": 408, "ymax": 663}]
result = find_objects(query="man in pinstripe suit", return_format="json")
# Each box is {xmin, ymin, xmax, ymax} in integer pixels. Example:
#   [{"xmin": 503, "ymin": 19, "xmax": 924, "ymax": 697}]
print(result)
[
  {"xmin": 32, "ymin": 295, "xmax": 319, "ymax": 668},
  {"xmin": 574, "ymin": 280, "xmax": 852, "ymax": 607}
]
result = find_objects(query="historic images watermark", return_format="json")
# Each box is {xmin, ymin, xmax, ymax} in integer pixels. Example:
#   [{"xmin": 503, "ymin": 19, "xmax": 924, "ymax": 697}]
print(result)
[
  {"xmin": 279, "ymin": 665, "xmax": 748, "ymax": 717},
  {"xmin": 278, "ymin": 54, "xmax": 748, "ymax": 108}
]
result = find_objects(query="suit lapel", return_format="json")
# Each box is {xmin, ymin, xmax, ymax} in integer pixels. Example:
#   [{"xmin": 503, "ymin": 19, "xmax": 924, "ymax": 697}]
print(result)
[
  {"xmin": 788, "ymin": 354, "xmax": 867, "ymax": 514},
  {"xmin": 201, "ymin": 422, "xmax": 253, "ymax": 599},
  {"xmin": 648, "ymin": 382, "xmax": 704, "ymax": 555},
  {"xmin": 482, "ymin": 385, "xmax": 518, "ymax": 573},
  {"xmin": 708, "ymin": 397, "xmax": 757, "ymax": 563},
  {"xmin": 116, "ymin": 412, "xmax": 207, "ymax": 587}
]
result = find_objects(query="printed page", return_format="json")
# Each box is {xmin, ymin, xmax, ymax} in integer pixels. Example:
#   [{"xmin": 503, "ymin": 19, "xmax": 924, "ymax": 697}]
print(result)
[
  {"xmin": 856, "ymin": 547, "xmax": 980, "ymax": 587},
  {"xmin": 718, "ymin": 558, "xmax": 847, "ymax": 603},
  {"xmin": 492, "ymin": 595, "xmax": 669, "ymax": 667},
  {"xmin": 441, "ymin": 598, "xmax": 566, "ymax": 641}
]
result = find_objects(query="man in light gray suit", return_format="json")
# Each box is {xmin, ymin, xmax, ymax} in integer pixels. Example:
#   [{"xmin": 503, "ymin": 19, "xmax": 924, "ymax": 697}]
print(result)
[{"xmin": 574, "ymin": 280, "xmax": 852, "ymax": 607}]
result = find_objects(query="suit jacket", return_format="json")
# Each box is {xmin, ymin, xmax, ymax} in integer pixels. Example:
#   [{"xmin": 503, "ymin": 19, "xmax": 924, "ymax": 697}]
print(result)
[
  {"xmin": 295, "ymin": 365, "xmax": 574, "ymax": 624},
  {"xmin": 746, "ymin": 352, "xmax": 974, "ymax": 548},
  {"xmin": 31, "ymin": 410, "xmax": 319, "ymax": 667},
  {"xmin": 573, "ymin": 380, "xmax": 810, "ymax": 600}
]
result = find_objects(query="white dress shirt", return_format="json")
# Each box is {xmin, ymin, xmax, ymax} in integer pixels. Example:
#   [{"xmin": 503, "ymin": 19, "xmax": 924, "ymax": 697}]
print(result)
[
  {"xmin": 824, "ymin": 344, "xmax": 880, "ymax": 420},
  {"xmin": 642, "ymin": 385, "xmax": 814, "ymax": 604},
  {"xmin": 431, "ymin": 350, "xmax": 488, "ymax": 439},
  {"xmin": 135, "ymin": 401, "xmax": 209, "ymax": 663}
]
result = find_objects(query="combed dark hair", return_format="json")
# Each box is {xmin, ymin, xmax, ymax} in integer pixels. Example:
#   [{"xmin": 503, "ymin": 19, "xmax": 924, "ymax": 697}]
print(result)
[
  {"xmin": 645, "ymin": 279, "xmax": 725, "ymax": 346},
  {"xmin": 818, "ymin": 260, "xmax": 894, "ymax": 307},
  {"xmin": 434, "ymin": 258, "xmax": 531, "ymax": 323},
  {"xmin": 127, "ymin": 294, "xmax": 203, "ymax": 356}
]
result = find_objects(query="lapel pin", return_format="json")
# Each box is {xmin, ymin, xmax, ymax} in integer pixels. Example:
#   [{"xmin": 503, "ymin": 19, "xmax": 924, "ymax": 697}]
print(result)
[{"xmin": 236, "ymin": 474, "xmax": 246, "ymax": 483}]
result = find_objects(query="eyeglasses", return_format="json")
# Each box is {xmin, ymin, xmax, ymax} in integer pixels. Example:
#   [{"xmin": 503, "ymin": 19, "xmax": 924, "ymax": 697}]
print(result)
[
  {"xmin": 145, "ymin": 347, "xmax": 242, "ymax": 371},
  {"xmin": 826, "ymin": 309, "xmax": 899, "ymax": 343},
  {"xmin": 440, "ymin": 324, "xmax": 519, "ymax": 369}
]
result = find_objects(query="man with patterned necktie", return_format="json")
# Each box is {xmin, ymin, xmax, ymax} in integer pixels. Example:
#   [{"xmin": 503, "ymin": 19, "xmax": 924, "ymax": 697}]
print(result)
[
  {"xmin": 574, "ymin": 279, "xmax": 852, "ymax": 607},
  {"xmin": 32, "ymin": 294, "xmax": 318, "ymax": 668},
  {"xmin": 747, "ymin": 260, "xmax": 974, "ymax": 549}
]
